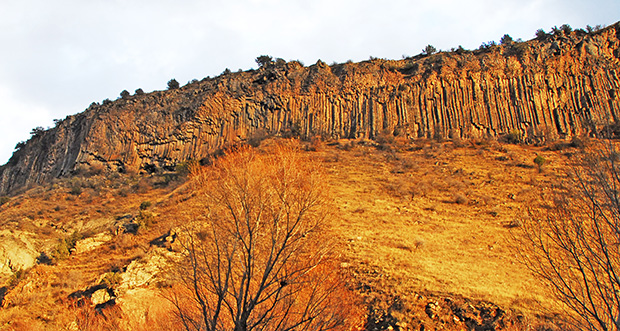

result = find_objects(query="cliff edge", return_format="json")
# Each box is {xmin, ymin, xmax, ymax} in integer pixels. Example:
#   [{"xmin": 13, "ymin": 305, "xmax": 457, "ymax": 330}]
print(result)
[{"xmin": 1, "ymin": 23, "xmax": 619, "ymax": 194}]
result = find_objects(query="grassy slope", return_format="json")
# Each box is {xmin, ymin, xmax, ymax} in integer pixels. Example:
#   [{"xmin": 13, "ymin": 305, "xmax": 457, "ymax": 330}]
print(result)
[{"xmin": 0, "ymin": 137, "xmax": 574, "ymax": 330}]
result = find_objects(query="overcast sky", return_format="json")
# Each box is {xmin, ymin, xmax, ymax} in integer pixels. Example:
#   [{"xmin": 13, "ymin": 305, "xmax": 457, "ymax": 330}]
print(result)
[{"xmin": 0, "ymin": 0, "xmax": 618, "ymax": 165}]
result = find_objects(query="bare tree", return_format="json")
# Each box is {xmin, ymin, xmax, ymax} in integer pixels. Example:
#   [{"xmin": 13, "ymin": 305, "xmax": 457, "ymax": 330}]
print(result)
[
  {"xmin": 166, "ymin": 143, "xmax": 359, "ymax": 331},
  {"xmin": 517, "ymin": 140, "xmax": 620, "ymax": 331}
]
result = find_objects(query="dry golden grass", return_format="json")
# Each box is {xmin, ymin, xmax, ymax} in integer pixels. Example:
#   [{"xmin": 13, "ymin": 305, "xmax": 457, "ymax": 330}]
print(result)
[
  {"xmin": 0, "ymin": 137, "xmax": 580, "ymax": 329},
  {"xmin": 316, "ymin": 139, "xmax": 569, "ymax": 325}
]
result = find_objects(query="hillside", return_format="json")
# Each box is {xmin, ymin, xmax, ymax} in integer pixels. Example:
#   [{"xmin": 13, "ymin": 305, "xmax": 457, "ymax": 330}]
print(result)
[
  {"xmin": 0, "ymin": 22, "xmax": 619, "ymax": 331},
  {"xmin": 1, "ymin": 23, "xmax": 619, "ymax": 195},
  {"xmin": 0, "ymin": 137, "xmax": 575, "ymax": 330}
]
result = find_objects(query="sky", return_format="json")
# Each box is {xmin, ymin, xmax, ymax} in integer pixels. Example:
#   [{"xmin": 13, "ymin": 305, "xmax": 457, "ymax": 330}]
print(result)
[{"xmin": 0, "ymin": 0, "xmax": 618, "ymax": 165}]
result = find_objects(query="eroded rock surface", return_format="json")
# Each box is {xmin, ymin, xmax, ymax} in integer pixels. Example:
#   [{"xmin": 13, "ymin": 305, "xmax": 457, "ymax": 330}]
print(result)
[{"xmin": 1, "ymin": 24, "xmax": 619, "ymax": 194}]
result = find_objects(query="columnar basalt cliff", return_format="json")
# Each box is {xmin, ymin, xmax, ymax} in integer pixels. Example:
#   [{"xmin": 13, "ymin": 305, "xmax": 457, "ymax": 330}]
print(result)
[{"xmin": 1, "ymin": 24, "xmax": 619, "ymax": 194}]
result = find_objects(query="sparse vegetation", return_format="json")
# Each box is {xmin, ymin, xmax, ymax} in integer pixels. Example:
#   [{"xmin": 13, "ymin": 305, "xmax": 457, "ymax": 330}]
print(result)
[
  {"xmin": 30, "ymin": 126, "xmax": 45, "ymax": 137},
  {"xmin": 175, "ymin": 159, "xmax": 198, "ymax": 176},
  {"xmin": 255, "ymin": 54, "xmax": 274, "ymax": 68},
  {"xmin": 136, "ymin": 210, "xmax": 155, "ymax": 229},
  {"xmin": 518, "ymin": 141, "xmax": 620, "ymax": 331},
  {"xmin": 586, "ymin": 24, "xmax": 604, "ymax": 33},
  {"xmin": 51, "ymin": 231, "xmax": 83, "ymax": 262},
  {"xmin": 101, "ymin": 271, "xmax": 122, "ymax": 288},
  {"xmin": 501, "ymin": 129, "xmax": 523, "ymax": 144},
  {"xmin": 14, "ymin": 141, "xmax": 26, "ymax": 151},
  {"xmin": 533, "ymin": 155, "xmax": 546, "ymax": 172},
  {"xmin": 167, "ymin": 78, "xmax": 180, "ymax": 90},
  {"xmin": 167, "ymin": 144, "xmax": 360, "ymax": 330},
  {"xmin": 422, "ymin": 44, "xmax": 437, "ymax": 55},
  {"xmin": 139, "ymin": 201, "xmax": 151, "ymax": 210},
  {"xmin": 2, "ymin": 21, "xmax": 619, "ymax": 327},
  {"xmin": 560, "ymin": 23, "xmax": 572, "ymax": 35},
  {"xmin": 500, "ymin": 34, "xmax": 513, "ymax": 45}
]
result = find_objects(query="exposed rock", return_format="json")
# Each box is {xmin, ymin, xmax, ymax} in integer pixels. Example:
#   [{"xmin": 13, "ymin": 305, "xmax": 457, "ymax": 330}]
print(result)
[
  {"xmin": 117, "ymin": 248, "xmax": 175, "ymax": 293},
  {"xmin": 73, "ymin": 232, "xmax": 113, "ymax": 254},
  {"xmin": 0, "ymin": 230, "xmax": 39, "ymax": 284},
  {"xmin": 91, "ymin": 288, "xmax": 113, "ymax": 306},
  {"xmin": 1, "ymin": 23, "xmax": 619, "ymax": 194}
]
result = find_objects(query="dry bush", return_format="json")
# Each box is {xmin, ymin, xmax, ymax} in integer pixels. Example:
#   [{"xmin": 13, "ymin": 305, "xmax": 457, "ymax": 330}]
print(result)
[
  {"xmin": 71, "ymin": 303, "xmax": 123, "ymax": 331},
  {"xmin": 516, "ymin": 141, "xmax": 620, "ymax": 331},
  {"xmin": 165, "ymin": 143, "xmax": 362, "ymax": 331}
]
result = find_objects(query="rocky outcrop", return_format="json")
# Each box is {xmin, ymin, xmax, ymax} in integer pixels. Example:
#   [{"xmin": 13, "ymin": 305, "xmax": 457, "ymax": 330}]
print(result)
[
  {"xmin": 0, "ymin": 230, "xmax": 39, "ymax": 283},
  {"xmin": 1, "ymin": 23, "xmax": 619, "ymax": 194}
]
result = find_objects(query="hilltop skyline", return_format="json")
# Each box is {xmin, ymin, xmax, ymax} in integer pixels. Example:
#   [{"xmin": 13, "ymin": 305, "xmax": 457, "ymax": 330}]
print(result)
[{"xmin": 0, "ymin": 0, "xmax": 618, "ymax": 165}]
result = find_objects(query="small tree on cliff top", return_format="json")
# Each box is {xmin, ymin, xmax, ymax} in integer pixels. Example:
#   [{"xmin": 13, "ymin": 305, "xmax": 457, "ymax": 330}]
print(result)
[
  {"xmin": 422, "ymin": 44, "xmax": 437, "ymax": 55},
  {"xmin": 166, "ymin": 143, "xmax": 360, "ymax": 331},
  {"xmin": 500, "ymin": 34, "xmax": 513, "ymax": 45},
  {"xmin": 255, "ymin": 55, "xmax": 273, "ymax": 68},
  {"xmin": 167, "ymin": 78, "xmax": 180, "ymax": 90}
]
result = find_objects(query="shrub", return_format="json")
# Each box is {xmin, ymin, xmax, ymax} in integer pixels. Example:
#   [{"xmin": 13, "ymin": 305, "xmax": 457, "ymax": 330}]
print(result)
[
  {"xmin": 560, "ymin": 24, "xmax": 572, "ymax": 35},
  {"xmin": 69, "ymin": 181, "xmax": 83, "ymax": 196},
  {"xmin": 247, "ymin": 128, "xmax": 270, "ymax": 147},
  {"xmin": 255, "ymin": 55, "xmax": 273, "ymax": 68},
  {"xmin": 136, "ymin": 210, "xmax": 155, "ymax": 229},
  {"xmin": 14, "ymin": 141, "xmax": 26, "ymax": 151},
  {"xmin": 120, "ymin": 90, "xmax": 130, "ymax": 98},
  {"xmin": 139, "ymin": 201, "xmax": 152, "ymax": 210},
  {"xmin": 275, "ymin": 58, "xmax": 286, "ymax": 67},
  {"xmin": 533, "ymin": 155, "xmax": 546, "ymax": 172},
  {"xmin": 102, "ymin": 98, "xmax": 112, "ymax": 105},
  {"xmin": 167, "ymin": 79, "xmax": 180, "ymax": 90},
  {"xmin": 175, "ymin": 159, "xmax": 198, "ymax": 176},
  {"xmin": 501, "ymin": 130, "xmax": 522, "ymax": 144},
  {"xmin": 422, "ymin": 44, "xmax": 437, "ymax": 55},
  {"xmin": 500, "ymin": 34, "xmax": 513, "ymax": 45},
  {"xmin": 135, "ymin": 88, "xmax": 145, "ymax": 96},
  {"xmin": 535, "ymin": 29, "xmax": 547, "ymax": 39},
  {"xmin": 36, "ymin": 252, "xmax": 53, "ymax": 265},
  {"xmin": 51, "ymin": 231, "xmax": 83, "ymax": 262},
  {"xmin": 483, "ymin": 40, "xmax": 498, "ymax": 50},
  {"xmin": 8, "ymin": 268, "xmax": 26, "ymax": 289},
  {"xmin": 570, "ymin": 136, "xmax": 585, "ymax": 149},
  {"xmin": 30, "ymin": 126, "xmax": 45, "ymax": 137},
  {"xmin": 586, "ymin": 24, "xmax": 604, "ymax": 33},
  {"xmin": 101, "ymin": 272, "xmax": 122, "ymax": 288},
  {"xmin": 0, "ymin": 196, "xmax": 10, "ymax": 206}
]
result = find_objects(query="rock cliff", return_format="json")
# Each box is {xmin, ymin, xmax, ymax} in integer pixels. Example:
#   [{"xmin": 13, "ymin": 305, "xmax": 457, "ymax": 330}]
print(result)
[{"xmin": 1, "ymin": 23, "xmax": 619, "ymax": 194}]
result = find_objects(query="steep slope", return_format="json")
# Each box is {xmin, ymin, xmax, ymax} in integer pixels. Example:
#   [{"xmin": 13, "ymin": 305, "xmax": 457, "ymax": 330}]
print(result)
[
  {"xmin": 1, "ymin": 23, "xmax": 619, "ymax": 194},
  {"xmin": 0, "ymin": 139, "xmax": 572, "ymax": 330}
]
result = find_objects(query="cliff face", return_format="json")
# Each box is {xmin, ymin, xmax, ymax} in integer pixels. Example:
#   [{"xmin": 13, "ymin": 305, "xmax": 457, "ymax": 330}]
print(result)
[{"xmin": 1, "ymin": 24, "xmax": 620, "ymax": 194}]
